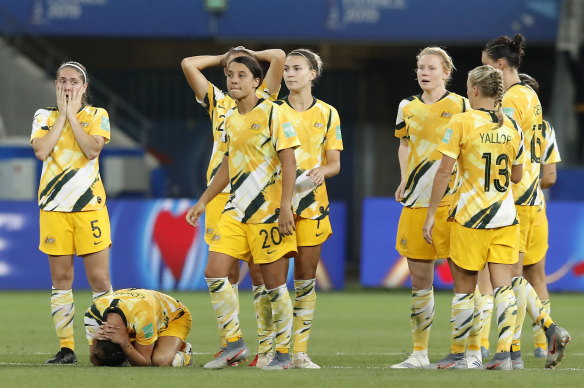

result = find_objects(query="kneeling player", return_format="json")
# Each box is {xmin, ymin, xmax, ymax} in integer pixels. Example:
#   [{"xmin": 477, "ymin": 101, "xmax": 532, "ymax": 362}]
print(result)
[{"xmin": 85, "ymin": 288, "xmax": 192, "ymax": 367}]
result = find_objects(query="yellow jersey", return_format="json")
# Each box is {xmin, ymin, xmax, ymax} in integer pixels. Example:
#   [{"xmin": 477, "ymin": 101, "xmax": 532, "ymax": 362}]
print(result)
[
  {"xmin": 395, "ymin": 92, "xmax": 469, "ymax": 208},
  {"xmin": 438, "ymin": 109, "xmax": 525, "ymax": 229},
  {"xmin": 198, "ymin": 81, "xmax": 278, "ymax": 190},
  {"xmin": 274, "ymin": 97, "xmax": 343, "ymax": 220},
  {"xmin": 30, "ymin": 106, "xmax": 110, "ymax": 212},
  {"xmin": 502, "ymin": 82, "xmax": 544, "ymax": 206},
  {"xmin": 541, "ymin": 120, "xmax": 561, "ymax": 165},
  {"xmin": 84, "ymin": 289, "xmax": 189, "ymax": 346},
  {"xmin": 220, "ymin": 99, "xmax": 300, "ymax": 223}
]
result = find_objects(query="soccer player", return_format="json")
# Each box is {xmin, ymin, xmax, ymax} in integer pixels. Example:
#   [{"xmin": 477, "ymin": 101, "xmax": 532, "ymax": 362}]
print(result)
[
  {"xmin": 518, "ymin": 73, "xmax": 562, "ymax": 358},
  {"xmin": 181, "ymin": 46, "xmax": 285, "ymax": 365},
  {"xmin": 392, "ymin": 47, "xmax": 470, "ymax": 369},
  {"xmin": 85, "ymin": 288, "xmax": 192, "ymax": 367},
  {"xmin": 31, "ymin": 61, "xmax": 113, "ymax": 365},
  {"xmin": 423, "ymin": 64, "xmax": 524, "ymax": 370},
  {"xmin": 482, "ymin": 34, "xmax": 571, "ymax": 369},
  {"xmin": 186, "ymin": 56, "xmax": 300, "ymax": 370},
  {"xmin": 277, "ymin": 49, "xmax": 343, "ymax": 368}
]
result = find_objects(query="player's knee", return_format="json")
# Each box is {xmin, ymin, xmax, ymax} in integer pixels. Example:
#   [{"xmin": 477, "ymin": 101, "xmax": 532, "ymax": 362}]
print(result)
[
  {"xmin": 151, "ymin": 352, "xmax": 173, "ymax": 367},
  {"xmin": 51, "ymin": 272, "xmax": 74, "ymax": 289},
  {"xmin": 87, "ymin": 273, "xmax": 110, "ymax": 291}
]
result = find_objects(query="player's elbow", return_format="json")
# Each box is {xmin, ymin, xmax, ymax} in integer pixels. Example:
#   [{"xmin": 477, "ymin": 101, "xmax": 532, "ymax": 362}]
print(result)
[{"xmin": 540, "ymin": 175, "xmax": 557, "ymax": 189}]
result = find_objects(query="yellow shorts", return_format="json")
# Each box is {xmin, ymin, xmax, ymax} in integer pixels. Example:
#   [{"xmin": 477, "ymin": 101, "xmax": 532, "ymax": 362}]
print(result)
[
  {"xmin": 204, "ymin": 193, "xmax": 230, "ymax": 245},
  {"xmin": 295, "ymin": 216, "xmax": 332, "ymax": 247},
  {"xmin": 209, "ymin": 215, "xmax": 297, "ymax": 264},
  {"xmin": 39, "ymin": 207, "xmax": 111, "ymax": 256},
  {"xmin": 396, "ymin": 206, "xmax": 451, "ymax": 260},
  {"xmin": 159, "ymin": 304, "xmax": 192, "ymax": 342},
  {"xmin": 449, "ymin": 221, "xmax": 519, "ymax": 271},
  {"xmin": 516, "ymin": 204, "xmax": 540, "ymax": 254},
  {"xmin": 523, "ymin": 205, "xmax": 548, "ymax": 266}
]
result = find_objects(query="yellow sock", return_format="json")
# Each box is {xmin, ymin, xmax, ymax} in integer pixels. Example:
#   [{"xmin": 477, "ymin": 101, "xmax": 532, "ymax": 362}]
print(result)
[
  {"xmin": 411, "ymin": 287, "xmax": 434, "ymax": 353},
  {"xmin": 467, "ymin": 288, "xmax": 483, "ymax": 351},
  {"xmin": 293, "ymin": 279, "xmax": 316, "ymax": 353},
  {"xmin": 494, "ymin": 286, "xmax": 517, "ymax": 354},
  {"xmin": 51, "ymin": 288, "xmax": 75, "ymax": 351},
  {"xmin": 267, "ymin": 284, "xmax": 293, "ymax": 354},
  {"xmin": 206, "ymin": 277, "xmax": 242, "ymax": 342},
  {"xmin": 449, "ymin": 293, "xmax": 474, "ymax": 354},
  {"xmin": 480, "ymin": 294, "xmax": 494, "ymax": 350},
  {"xmin": 92, "ymin": 287, "xmax": 113, "ymax": 301},
  {"xmin": 533, "ymin": 299, "xmax": 550, "ymax": 350},
  {"xmin": 253, "ymin": 284, "xmax": 274, "ymax": 354},
  {"xmin": 511, "ymin": 277, "xmax": 527, "ymax": 353}
]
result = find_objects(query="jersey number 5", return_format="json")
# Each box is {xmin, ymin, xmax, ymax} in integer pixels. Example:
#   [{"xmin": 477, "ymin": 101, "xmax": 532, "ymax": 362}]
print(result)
[{"xmin": 482, "ymin": 152, "xmax": 510, "ymax": 193}]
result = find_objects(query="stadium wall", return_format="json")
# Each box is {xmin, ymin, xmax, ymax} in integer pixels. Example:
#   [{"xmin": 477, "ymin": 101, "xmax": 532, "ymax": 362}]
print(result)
[{"xmin": 0, "ymin": 200, "xmax": 346, "ymax": 291}]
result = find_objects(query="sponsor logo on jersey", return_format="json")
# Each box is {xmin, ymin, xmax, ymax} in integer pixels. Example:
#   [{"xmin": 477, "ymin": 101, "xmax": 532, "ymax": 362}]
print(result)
[{"xmin": 142, "ymin": 323, "xmax": 154, "ymax": 339}]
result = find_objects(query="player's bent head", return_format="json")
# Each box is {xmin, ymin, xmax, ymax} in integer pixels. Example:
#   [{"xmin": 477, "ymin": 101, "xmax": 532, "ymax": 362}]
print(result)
[{"xmin": 94, "ymin": 340, "xmax": 126, "ymax": 367}]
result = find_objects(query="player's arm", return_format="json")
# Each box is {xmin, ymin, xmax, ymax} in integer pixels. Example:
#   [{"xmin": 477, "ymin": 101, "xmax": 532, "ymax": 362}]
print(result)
[
  {"xmin": 423, "ymin": 155, "xmax": 455, "ymax": 244},
  {"xmin": 278, "ymin": 148, "xmax": 297, "ymax": 236},
  {"xmin": 252, "ymin": 49, "xmax": 286, "ymax": 95},
  {"xmin": 186, "ymin": 155, "xmax": 229, "ymax": 227},
  {"xmin": 395, "ymin": 138, "xmax": 409, "ymax": 201},
  {"xmin": 306, "ymin": 150, "xmax": 341, "ymax": 185},
  {"xmin": 511, "ymin": 164, "xmax": 523, "ymax": 184},
  {"xmin": 181, "ymin": 54, "xmax": 224, "ymax": 101},
  {"xmin": 31, "ymin": 88, "xmax": 68, "ymax": 160},
  {"xmin": 68, "ymin": 85, "xmax": 106, "ymax": 160},
  {"xmin": 540, "ymin": 163, "xmax": 557, "ymax": 188}
]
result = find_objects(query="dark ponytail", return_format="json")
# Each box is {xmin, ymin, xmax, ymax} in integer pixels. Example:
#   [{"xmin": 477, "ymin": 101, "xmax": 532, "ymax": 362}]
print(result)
[{"xmin": 483, "ymin": 34, "xmax": 526, "ymax": 69}]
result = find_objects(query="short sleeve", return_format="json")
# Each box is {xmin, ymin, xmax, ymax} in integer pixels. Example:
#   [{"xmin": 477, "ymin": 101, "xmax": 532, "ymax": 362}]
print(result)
[
  {"xmin": 436, "ymin": 116, "xmax": 463, "ymax": 160},
  {"xmin": 257, "ymin": 81, "xmax": 280, "ymax": 101},
  {"xmin": 30, "ymin": 109, "xmax": 51, "ymax": 143},
  {"xmin": 394, "ymin": 99, "xmax": 409, "ymax": 138},
  {"xmin": 197, "ymin": 81, "xmax": 226, "ymax": 119},
  {"xmin": 513, "ymin": 128, "xmax": 526, "ymax": 166},
  {"xmin": 88, "ymin": 108, "xmax": 111, "ymax": 143},
  {"xmin": 133, "ymin": 310, "xmax": 158, "ymax": 346},
  {"xmin": 270, "ymin": 106, "xmax": 300, "ymax": 151},
  {"xmin": 84, "ymin": 306, "xmax": 99, "ymax": 345},
  {"xmin": 542, "ymin": 121, "xmax": 561, "ymax": 164},
  {"xmin": 324, "ymin": 106, "xmax": 343, "ymax": 151}
]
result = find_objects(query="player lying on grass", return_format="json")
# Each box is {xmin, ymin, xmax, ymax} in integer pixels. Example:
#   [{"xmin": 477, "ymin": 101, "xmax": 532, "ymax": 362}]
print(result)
[{"xmin": 85, "ymin": 288, "xmax": 192, "ymax": 367}]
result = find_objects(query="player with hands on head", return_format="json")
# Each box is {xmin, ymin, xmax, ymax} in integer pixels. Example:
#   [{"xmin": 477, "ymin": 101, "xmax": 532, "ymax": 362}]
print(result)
[{"xmin": 31, "ymin": 61, "xmax": 113, "ymax": 365}]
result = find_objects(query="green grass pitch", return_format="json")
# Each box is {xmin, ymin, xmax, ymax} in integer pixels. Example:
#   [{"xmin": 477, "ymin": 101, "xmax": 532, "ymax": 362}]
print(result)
[{"xmin": 0, "ymin": 289, "xmax": 582, "ymax": 387}]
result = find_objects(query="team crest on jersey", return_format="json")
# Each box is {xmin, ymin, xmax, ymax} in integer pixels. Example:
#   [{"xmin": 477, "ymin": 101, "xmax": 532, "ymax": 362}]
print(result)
[
  {"xmin": 81, "ymin": 122, "xmax": 89, "ymax": 127},
  {"xmin": 313, "ymin": 121, "xmax": 324, "ymax": 128},
  {"xmin": 400, "ymin": 237, "xmax": 407, "ymax": 247},
  {"xmin": 44, "ymin": 235, "xmax": 56, "ymax": 245},
  {"xmin": 250, "ymin": 123, "xmax": 261, "ymax": 130},
  {"xmin": 441, "ymin": 112, "xmax": 452, "ymax": 118}
]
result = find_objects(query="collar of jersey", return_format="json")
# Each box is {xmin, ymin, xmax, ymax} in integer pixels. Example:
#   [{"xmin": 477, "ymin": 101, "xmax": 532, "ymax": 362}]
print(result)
[
  {"xmin": 282, "ymin": 95, "xmax": 317, "ymax": 111},
  {"xmin": 235, "ymin": 98, "xmax": 265, "ymax": 114},
  {"xmin": 417, "ymin": 91, "xmax": 450, "ymax": 104}
]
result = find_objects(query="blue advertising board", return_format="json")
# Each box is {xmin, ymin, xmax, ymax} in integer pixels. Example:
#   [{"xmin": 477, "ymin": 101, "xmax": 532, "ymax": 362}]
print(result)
[
  {"xmin": 0, "ymin": 0, "xmax": 560, "ymax": 42},
  {"xmin": 0, "ymin": 199, "xmax": 346, "ymax": 290},
  {"xmin": 361, "ymin": 198, "xmax": 584, "ymax": 292}
]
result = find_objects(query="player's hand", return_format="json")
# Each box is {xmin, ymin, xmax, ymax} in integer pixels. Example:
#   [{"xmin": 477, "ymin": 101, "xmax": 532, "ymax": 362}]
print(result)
[
  {"xmin": 277, "ymin": 207, "xmax": 295, "ymax": 236},
  {"xmin": 395, "ymin": 181, "xmax": 406, "ymax": 202},
  {"xmin": 186, "ymin": 202, "xmax": 205, "ymax": 227},
  {"xmin": 306, "ymin": 167, "xmax": 326, "ymax": 186},
  {"xmin": 66, "ymin": 84, "xmax": 85, "ymax": 118},
  {"xmin": 422, "ymin": 215, "xmax": 434, "ymax": 244},
  {"xmin": 56, "ymin": 84, "xmax": 67, "ymax": 114},
  {"xmin": 97, "ymin": 323, "xmax": 128, "ymax": 345}
]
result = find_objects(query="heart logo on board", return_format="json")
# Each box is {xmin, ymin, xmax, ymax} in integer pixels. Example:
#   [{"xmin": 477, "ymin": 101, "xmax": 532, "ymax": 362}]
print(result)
[{"xmin": 152, "ymin": 210, "xmax": 197, "ymax": 280}]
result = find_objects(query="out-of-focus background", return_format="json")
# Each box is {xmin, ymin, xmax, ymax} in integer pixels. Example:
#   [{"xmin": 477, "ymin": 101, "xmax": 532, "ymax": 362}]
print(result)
[{"xmin": 1, "ymin": 0, "xmax": 583, "ymax": 291}]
